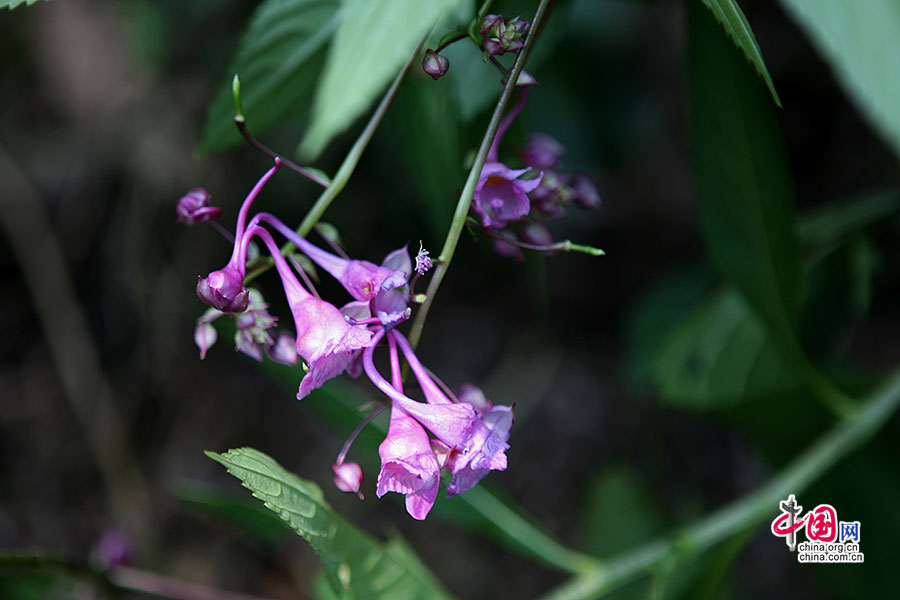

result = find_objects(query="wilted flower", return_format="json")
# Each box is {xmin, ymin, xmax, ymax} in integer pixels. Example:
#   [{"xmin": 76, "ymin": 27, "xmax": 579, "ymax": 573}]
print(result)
[
  {"xmin": 176, "ymin": 188, "xmax": 221, "ymax": 225},
  {"xmin": 422, "ymin": 49, "xmax": 449, "ymax": 80}
]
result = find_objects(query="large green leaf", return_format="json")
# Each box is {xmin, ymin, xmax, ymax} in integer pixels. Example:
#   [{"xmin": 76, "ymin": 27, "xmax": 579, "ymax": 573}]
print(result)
[
  {"xmin": 654, "ymin": 287, "xmax": 798, "ymax": 410},
  {"xmin": 700, "ymin": 0, "xmax": 780, "ymax": 107},
  {"xmin": 687, "ymin": 1, "xmax": 801, "ymax": 345},
  {"xmin": 199, "ymin": 0, "xmax": 341, "ymax": 154},
  {"xmin": 298, "ymin": 0, "xmax": 464, "ymax": 160},
  {"xmin": 778, "ymin": 0, "xmax": 900, "ymax": 159},
  {"xmin": 207, "ymin": 447, "xmax": 452, "ymax": 599}
]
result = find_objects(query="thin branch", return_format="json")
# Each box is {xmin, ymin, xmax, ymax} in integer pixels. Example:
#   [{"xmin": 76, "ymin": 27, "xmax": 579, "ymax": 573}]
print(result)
[
  {"xmin": 540, "ymin": 367, "xmax": 900, "ymax": 599},
  {"xmin": 407, "ymin": 0, "xmax": 555, "ymax": 349}
]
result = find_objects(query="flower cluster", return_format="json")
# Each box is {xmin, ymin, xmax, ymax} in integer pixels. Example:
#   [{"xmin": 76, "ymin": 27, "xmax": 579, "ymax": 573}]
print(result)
[
  {"xmin": 480, "ymin": 14, "xmax": 530, "ymax": 57},
  {"xmin": 188, "ymin": 158, "xmax": 512, "ymax": 519},
  {"xmin": 471, "ymin": 90, "xmax": 602, "ymax": 260}
]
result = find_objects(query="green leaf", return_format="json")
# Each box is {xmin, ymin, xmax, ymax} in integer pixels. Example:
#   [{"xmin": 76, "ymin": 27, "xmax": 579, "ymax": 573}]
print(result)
[
  {"xmin": 654, "ymin": 287, "xmax": 798, "ymax": 410},
  {"xmin": 687, "ymin": 1, "xmax": 801, "ymax": 346},
  {"xmin": 198, "ymin": 0, "xmax": 341, "ymax": 154},
  {"xmin": 207, "ymin": 447, "xmax": 452, "ymax": 599},
  {"xmin": 778, "ymin": 0, "xmax": 900, "ymax": 159},
  {"xmin": 298, "ymin": 0, "xmax": 465, "ymax": 160},
  {"xmin": 388, "ymin": 71, "xmax": 462, "ymax": 236},
  {"xmin": 699, "ymin": 0, "xmax": 781, "ymax": 107},
  {"xmin": 0, "ymin": 0, "xmax": 46, "ymax": 10}
]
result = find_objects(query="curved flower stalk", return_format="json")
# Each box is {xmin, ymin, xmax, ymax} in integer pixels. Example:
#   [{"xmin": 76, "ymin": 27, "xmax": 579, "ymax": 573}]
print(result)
[{"xmin": 195, "ymin": 159, "xmax": 282, "ymax": 313}]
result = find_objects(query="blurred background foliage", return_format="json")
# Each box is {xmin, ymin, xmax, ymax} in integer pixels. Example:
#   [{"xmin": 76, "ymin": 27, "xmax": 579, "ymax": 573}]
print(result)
[{"xmin": 1, "ymin": 0, "xmax": 899, "ymax": 598}]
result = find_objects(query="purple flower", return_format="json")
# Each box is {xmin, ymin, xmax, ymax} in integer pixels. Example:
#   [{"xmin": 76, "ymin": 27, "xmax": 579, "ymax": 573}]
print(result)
[
  {"xmin": 240, "ymin": 225, "xmax": 374, "ymax": 399},
  {"xmin": 521, "ymin": 134, "xmax": 564, "ymax": 170},
  {"xmin": 472, "ymin": 162, "xmax": 542, "ymax": 229},
  {"xmin": 422, "ymin": 49, "xmax": 449, "ymax": 80},
  {"xmin": 176, "ymin": 188, "xmax": 221, "ymax": 225},
  {"xmin": 333, "ymin": 462, "xmax": 365, "ymax": 499},
  {"xmin": 376, "ymin": 404, "xmax": 441, "ymax": 520},
  {"xmin": 446, "ymin": 404, "xmax": 513, "ymax": 495}
]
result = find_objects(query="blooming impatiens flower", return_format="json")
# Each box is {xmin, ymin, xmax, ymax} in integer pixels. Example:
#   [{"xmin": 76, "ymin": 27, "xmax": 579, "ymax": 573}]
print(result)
[
  {"xmin": 376, "ymin": 405, "xmax": 441, "ymax": 520},
  {"xmin": 188, "ymin": 158, "xmax": 516, "ymax": 520},
  {"xmin": 472, "ymin": 162, "xmax": 542, "ymax": 229},
  {"xmin": 240, "ymin": 225, "xmax": 374, "ymax": 399}
]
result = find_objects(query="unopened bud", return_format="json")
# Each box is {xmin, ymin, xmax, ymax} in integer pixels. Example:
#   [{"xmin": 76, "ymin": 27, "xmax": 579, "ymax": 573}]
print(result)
[
  {"xmin": 176, "ymin": 188, "xmax": 221, "ymax": 226},
  {"xmin": 196, "ymin": 267, "xmax": 249, "ymax": 313},
  {"xmin": 332, "ymin": 462, "xmax": 364, "ymax": 499},
  {"xmin": 422, "ymin": 49, "xmax": 449, "ymax": 80},
  {"xmin": 522, "ymin": 134, "xmax": 565, "ymax": 170},
  {"xmin": 483, "ymin": 37, "xmax": 503, "ymax": 56},
  {"xmin": 479, "ymin": 14, "xmax": 503, "ymax": 37},
  {"xmin": 572, "ymin": 173, "xmax": 602, "ymax": 210}
]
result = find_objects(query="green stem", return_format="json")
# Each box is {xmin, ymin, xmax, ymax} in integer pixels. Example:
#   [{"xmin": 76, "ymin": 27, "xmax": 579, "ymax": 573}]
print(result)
[
  {"xmin": 458, "ymin": 485, "xmax": 600, "ymax": 575},
  {"xmin": 408, "ymin": 0, "xmax": 554, "ymax": 349},
  {"xmin": 244, "ymin": 35, "xmax": 427, "ymax": 285},
  {"xmin": 540, "ymin": 367, "xmax": 900, "ymax": 600}
]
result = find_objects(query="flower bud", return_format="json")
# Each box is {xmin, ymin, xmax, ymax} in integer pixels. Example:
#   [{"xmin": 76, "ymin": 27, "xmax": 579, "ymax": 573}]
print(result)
[
  {"xmin": 479, "ymin": 14, "xmax": 503, "ymax": 37},
  {"xmin": 196, "ymin": 267, "xmax": 249, "ymax": 313},
  {"xmin": 176, "ymin": 188, "xmax": 221, "ymax": 226},
  {"xmin": 422, "ymin": 49, "xmax": 449, "ymax": 80},
  {"xmin": 97, "ymin": 530, "xmax": 134, "ymax": 569},
  {"xmin": 483, "ymin": 37, "xmax": 503, "ymax": 56},
  {"xmin": 572, "ymin": 173, "xmax": 602, "ymax": 209},
  {"xmin": 333, "ymin": 462, "xmax": 364, "ymax": 498},
  {"xmin": 519, "ymin": 221, "xmax": 554, "ymax": 247},
  {"xmin": 522, "ymin": 134, "xmax": 565, "ymax": 170},
  {"xmin": 266, "ymin": 330, "xmax": 298, "ymax": 365}
]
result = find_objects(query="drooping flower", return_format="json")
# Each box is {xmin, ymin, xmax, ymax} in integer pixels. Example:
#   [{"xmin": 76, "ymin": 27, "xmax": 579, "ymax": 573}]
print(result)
[
  {"xmin": 240, "ymin": 224, "xmax": 374, "ymax": 399},
  {"xmin": 176, "ymin": 188, "xmax": 221, "ymax": 225},
  {"xmin": 391, "ymin": 331, "xmax": 512, "ymax": 495},
  {"xmin": 472, "ymin": 162, "xmax": 542, "ymax": 229},
  {"xmin": 376, "ymin": 404, "xmax": 441, "ymax": 520},
  {"xmin": 445, "ymin": 404, "xmax": 513, "ymax": 496}
]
